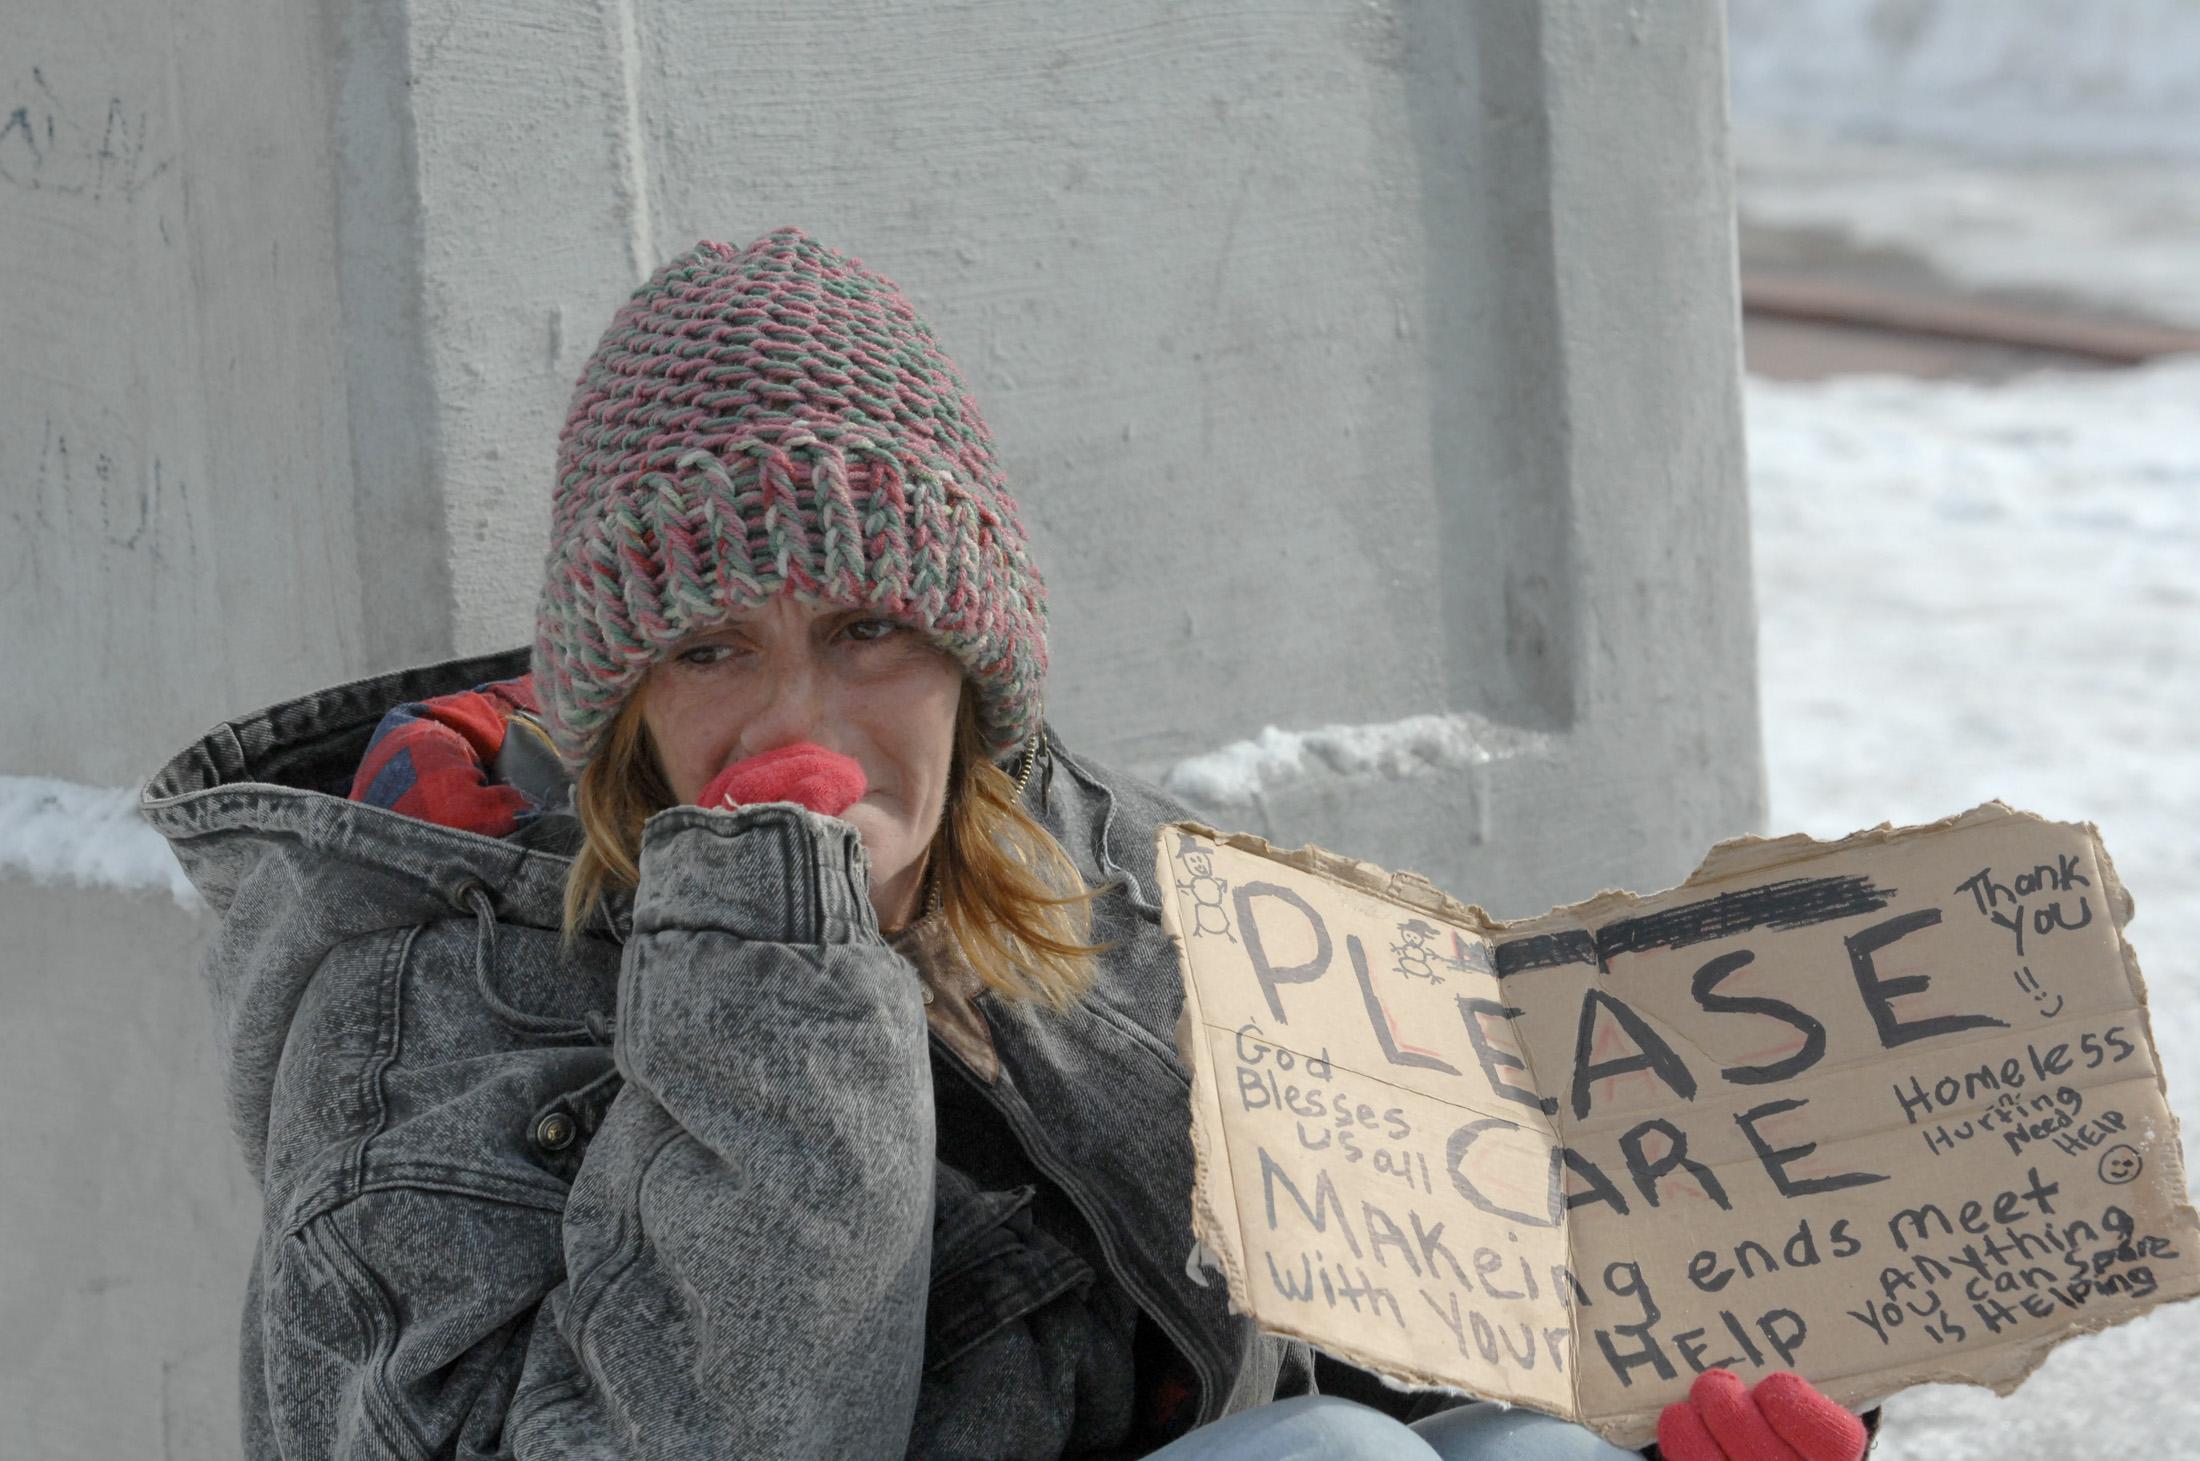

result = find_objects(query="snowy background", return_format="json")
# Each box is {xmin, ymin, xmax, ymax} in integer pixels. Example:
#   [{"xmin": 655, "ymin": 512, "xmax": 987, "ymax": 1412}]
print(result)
[{"xmin": 1730, "ymin": 1, "xmax": 2200, "ymax": 1452}]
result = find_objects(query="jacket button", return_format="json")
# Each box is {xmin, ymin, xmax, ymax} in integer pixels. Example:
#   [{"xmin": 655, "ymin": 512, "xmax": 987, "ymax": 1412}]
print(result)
[
  {"xmin": 920, "ymin": 986, "xmax": 935, "ymax": 1006},
  {"xmin": 535, "ymin": 1112, "xmax": 577, "ymax": 1152}
]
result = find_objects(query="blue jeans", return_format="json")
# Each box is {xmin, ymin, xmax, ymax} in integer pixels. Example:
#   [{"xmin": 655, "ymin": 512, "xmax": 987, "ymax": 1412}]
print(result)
[{"xmin": 1147, "ymin": 1395, "xmax": 1640, "ymax": 1460}]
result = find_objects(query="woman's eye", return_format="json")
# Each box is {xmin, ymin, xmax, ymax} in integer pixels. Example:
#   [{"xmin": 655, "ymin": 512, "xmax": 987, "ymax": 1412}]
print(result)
[
  {"xmin": 675, "ymin": 643, "xmax": 736, "ymax": 667},
  {"xmin": 845, "ymin": 618, "xmax": 900, "ymax": 643}
]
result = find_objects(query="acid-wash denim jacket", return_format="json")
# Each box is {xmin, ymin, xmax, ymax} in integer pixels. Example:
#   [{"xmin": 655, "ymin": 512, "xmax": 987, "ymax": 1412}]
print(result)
[{"xmin": 142, "ymin": 648, "xmax": 1312, "ymax": 1459}]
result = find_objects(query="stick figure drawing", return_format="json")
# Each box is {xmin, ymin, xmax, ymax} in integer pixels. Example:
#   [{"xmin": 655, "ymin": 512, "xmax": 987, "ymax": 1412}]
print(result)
[{"xmin": 1175, "ymin": 834, "xmax": 1237, "ymax": 942}]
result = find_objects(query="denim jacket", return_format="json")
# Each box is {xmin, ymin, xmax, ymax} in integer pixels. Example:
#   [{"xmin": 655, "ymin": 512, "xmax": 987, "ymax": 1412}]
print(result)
[{"xmin": 142, "ymin": 649, "xmax": 1311, "ymax": 1459}]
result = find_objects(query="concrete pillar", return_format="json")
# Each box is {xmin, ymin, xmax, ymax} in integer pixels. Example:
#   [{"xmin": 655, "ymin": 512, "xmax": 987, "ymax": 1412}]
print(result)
[
  {"xmin": 0, "ymin": 1, "xmax": 1756, "ymax": 1452},
  {"xmin": 1162, "ymin": 2, "xmax": 1761, "ymax": 915}
]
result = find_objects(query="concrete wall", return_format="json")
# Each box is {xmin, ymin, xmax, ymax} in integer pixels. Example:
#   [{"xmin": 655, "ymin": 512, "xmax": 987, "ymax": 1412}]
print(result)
[
  {"xmin": 0, "ymin": 882, "xmax": 241, "ymax": 1456},
  {"xmin": 1, "ymin": 1, "xmax": 1758, "ymax": 1453},
  {"xmin": 2, "ymin": 0, "xmax": 368, "ymax": 786}
]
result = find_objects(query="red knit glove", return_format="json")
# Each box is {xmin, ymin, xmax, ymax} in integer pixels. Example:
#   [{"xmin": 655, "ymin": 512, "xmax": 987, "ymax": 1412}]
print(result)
[
  {"xmin": 697, "ymin": 743, "xmax": 867, "ymax": 818},
  {"xmin": 1657, "ymin": 1371, "xmax": 1866, "ymax": 1461}
]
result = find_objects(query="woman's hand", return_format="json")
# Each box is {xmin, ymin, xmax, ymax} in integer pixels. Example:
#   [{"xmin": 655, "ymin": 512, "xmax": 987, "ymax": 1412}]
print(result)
[
  {"xmin": 1656, "ymin": 1370, "xmax": 1867, "ymax": 1461},
  {"xmin": 698, "ymin": 742, "xmax": 867, "ymax": 818}
]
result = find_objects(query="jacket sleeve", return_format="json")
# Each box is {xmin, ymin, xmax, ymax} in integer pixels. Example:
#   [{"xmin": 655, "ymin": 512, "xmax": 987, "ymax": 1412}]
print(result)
[
  {"xmin": 253, "ymin": 802, "xmax": 935, "ymax": 1459},
  {"xmin": 511, "ymin": 803, "xmax": 937, "ymax": 1457}
]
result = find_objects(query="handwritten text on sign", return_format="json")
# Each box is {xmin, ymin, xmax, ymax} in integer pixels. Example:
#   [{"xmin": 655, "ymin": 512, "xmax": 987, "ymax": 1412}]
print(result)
[{"xmin": 1159, "ymin": 806, "xmax": 2200, "ymax": 1448}]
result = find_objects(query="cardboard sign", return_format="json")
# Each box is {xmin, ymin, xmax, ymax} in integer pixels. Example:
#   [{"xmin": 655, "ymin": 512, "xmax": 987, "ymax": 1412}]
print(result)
[{"xmin": 1158, "ymin": 804, "xmax": 2200, "ymax": 1447}]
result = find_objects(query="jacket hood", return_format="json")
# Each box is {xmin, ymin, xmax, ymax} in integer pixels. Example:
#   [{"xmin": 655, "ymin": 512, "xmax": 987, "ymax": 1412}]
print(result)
[
  {"xmin": 143, "ymin": 647, "xmax": 573, "ymax": 925},
  {"xmin": 142, "ymin": 648, "xmax": 585, "ymax": 1171}
]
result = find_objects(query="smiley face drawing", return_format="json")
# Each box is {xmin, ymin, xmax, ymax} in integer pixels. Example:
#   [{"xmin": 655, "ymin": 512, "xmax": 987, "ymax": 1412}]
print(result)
[{"xmin": 2099, "ymin": 1143, "xmax": 2144, "ymax": 1185}]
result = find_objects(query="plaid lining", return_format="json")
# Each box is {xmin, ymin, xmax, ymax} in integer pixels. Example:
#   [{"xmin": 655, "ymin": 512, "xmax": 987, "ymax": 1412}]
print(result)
[{"xmin": 347, "ymin": 675, "xmax": 543, "ymax": 838}]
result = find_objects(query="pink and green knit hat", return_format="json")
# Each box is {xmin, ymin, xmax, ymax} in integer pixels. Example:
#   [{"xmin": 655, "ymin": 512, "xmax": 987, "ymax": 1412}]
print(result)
[{"xmin": 532, "ymin": 228, "xmax": 1048, "ymax": 765}]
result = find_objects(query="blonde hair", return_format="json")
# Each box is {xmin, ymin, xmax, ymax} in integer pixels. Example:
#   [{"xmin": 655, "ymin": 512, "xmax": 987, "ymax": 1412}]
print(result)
[{"xmin": 563, "ymin": 688, "xmax": 1103, "ymax": 1008}]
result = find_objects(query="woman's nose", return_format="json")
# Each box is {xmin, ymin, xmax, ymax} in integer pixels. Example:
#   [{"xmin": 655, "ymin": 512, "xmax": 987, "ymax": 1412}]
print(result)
[{"xmin": 734, "ymin": 652, "xmax": 830, "ymax": 757}]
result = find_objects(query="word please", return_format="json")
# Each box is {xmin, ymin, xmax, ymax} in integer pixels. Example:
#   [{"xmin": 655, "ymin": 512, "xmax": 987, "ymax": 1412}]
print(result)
[{"xmin": 1234, "ymin": 883, "xmax": 2007, "ymax": 1121}]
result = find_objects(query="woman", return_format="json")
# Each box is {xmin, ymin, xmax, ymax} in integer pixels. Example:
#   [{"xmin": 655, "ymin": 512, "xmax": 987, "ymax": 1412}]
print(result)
[{"xmin": 144, "ymin": 229, "xmax": 1867, "ymax": 1459}]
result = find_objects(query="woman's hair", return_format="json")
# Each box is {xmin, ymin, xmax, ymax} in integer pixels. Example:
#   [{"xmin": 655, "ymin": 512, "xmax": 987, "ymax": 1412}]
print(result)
[{"xmin": 563, "ymin": 685, "xmax": 1103, "ymax": 1008}]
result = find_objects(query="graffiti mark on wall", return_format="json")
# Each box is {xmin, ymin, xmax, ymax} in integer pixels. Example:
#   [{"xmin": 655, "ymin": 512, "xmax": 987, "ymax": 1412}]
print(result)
[
  {"xmin": 0, "ymin": 414, "xmax": 200, "ymax": 607},
  {"xmin": 0, "ymin": 66, "xmax": 171, "ymax": 201}
]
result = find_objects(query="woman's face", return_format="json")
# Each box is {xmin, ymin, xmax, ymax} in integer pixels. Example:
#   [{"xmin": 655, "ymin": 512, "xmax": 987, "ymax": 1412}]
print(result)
[{"xmin": 639, "ymin": 594, "xmax": 964, "ymax": 931}]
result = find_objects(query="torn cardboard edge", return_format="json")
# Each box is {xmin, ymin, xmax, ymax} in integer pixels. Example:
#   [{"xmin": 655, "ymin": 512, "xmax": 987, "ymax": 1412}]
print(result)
[
  {"xmin": 1158, "ymin": 803, "xmax": 2200, "ymax": 1447},
  {"xmin": 1175, "ymin": 801, "xmax": 2131, "ymax": 941}
]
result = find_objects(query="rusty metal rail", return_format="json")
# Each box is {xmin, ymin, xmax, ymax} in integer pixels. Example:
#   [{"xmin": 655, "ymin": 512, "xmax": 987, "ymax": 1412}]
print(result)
[{"xmin": 1742, "ymin": 273, "xmax": 2200, "ymax": 366}]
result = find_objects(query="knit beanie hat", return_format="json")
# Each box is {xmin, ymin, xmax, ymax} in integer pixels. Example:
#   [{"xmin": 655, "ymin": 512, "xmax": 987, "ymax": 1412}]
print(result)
[{"xmin": 531, "ymin": 228, "xmax": 1048, "ymax": 765}]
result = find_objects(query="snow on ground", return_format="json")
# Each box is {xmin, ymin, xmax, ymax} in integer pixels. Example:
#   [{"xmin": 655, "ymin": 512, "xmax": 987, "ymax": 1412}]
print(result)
[
  {"xmin": 1748, "ymin": 356, "xmax": 2200, "ymax": 1457},
  {"xmin": 0, "ymin": 774, "xmax": 198, "ymax": 910}
]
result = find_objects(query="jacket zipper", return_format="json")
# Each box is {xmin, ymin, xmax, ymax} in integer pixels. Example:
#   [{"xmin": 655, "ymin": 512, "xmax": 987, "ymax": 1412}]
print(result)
[{"xmin": 929, "ymin": 1034, "xmax": 1228, "ymax": 1429}]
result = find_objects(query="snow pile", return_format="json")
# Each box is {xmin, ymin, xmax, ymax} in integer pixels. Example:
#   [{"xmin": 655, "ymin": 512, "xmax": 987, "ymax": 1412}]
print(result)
[
  {"xmin": 1727, "ymin": 0, "xmax": 2200, "ymax": 163},
  {"xmin": 1163, "ymin": 711, "xmax": 1544, "ymax": 808},
  {"xmin": 1748, "ymin": 355, "xmax": 2200, "ymax": 1459},
  {"xmin": 0, "ymin": 775, "xmax": 199, "ymax": 911}
]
